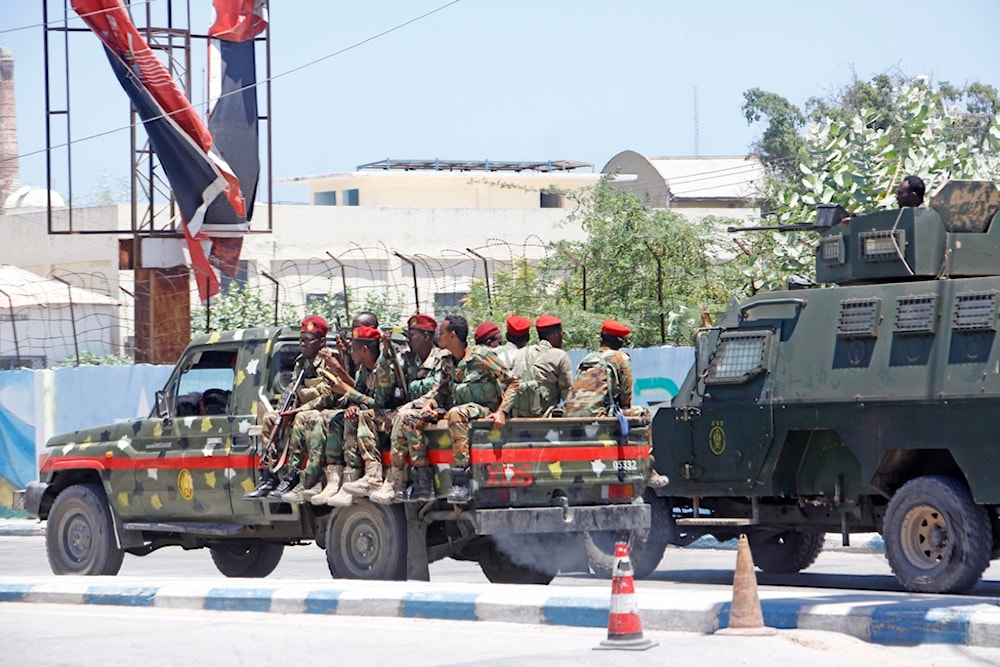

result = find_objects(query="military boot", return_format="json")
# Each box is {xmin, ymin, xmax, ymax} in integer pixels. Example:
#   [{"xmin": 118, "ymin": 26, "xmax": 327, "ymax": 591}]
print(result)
[
  {"xmin": 340, "ymin": 460, "xmax": 384, "ymax": 497},
  {"xmin": 446, "ymin": 466, "xmax": 471, "ymax": 504},
  {"xmin": 370, "ymin": 466, "xmax": 404, "ymax": 505},
  {"xmin": 243, "ymin": 469, "xmax": 279, "ymax": 500},
  {"xmin": 310, "ymin": 465, "xmax": 345, "ymax": 505},
  {"xmin": 282, "ymin": 470, "xmax": 322, "ymax": 503},
  {"xmin": 396, "ymin": 466, "xmax": 435, "ymax": 502},
  {"xmin": 267, "ymin": 469, "xmax": 300, "ymax": 500},
  {"xmin": 326, "ymin": 467, "xmax": 362, "ymax": 507}
]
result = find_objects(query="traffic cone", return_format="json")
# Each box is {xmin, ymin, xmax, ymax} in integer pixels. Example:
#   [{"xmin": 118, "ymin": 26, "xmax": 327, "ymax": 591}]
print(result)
[
  {"xmin": 715, "ymin": 533, "xmax": 777, "ymax": 636},
  {"xmin": 594, "ymin": 541, "xmax": 658, "ymax": 651}
]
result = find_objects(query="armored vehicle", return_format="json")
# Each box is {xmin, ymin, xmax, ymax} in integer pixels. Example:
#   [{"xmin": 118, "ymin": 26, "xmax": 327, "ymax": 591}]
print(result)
[
  {"xmin": 640, "ymin": 180, "xmax": 1000, "ymax": 594},
  {"xmin": 19, "ymin": 327, "xmax": 650, "ymax": 583}
]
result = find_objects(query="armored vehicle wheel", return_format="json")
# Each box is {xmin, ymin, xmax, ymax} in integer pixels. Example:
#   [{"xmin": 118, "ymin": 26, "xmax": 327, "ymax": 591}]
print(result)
[
  {"xmin": 326, "ymin": 500, "xmax": 406, "ymax": 580},
  {"xmin": 478, "ymin": 538, "xmax": 555, "ymax": 585},
  {"xmin": 747, "ymin": 528, "xmax": 824, "ymax": 573},
  {"xmin": 884, "ymin": 475, "xmax": 991, "ymax": 594},
  {"xmin": 209, "ymin": 541, "xmax": 284, "ymax": 577},
  {"xmin": 46, "ymin": 483, "xmax": 124, "ymax": 576},
  {"xmin": 585, "ymin": 493, "xmax": 673, "ymax": 579}
]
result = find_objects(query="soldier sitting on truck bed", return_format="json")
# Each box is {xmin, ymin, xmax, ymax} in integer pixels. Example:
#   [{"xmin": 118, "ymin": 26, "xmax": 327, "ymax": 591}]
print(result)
[
  {"xmin": 245, "ymin": 315, "xmax": 341, "ymax": 500},
  {"xmin": 397, "ymin": 313, "xmax": 444, "ymax": 399},
  {"xmin": 497, "ymin": 315, "xmax": 531, "ymax": 368},
  {"xmin": 564, "ymin": 319, "xmax": 636, "ymax": 418},
  {"xmin": 314, "ymin": 325, "xmax": 403, "ymax": 505},
  {"xmin": 509, "ymin": 314, "xmax": 572, "ymax": 417},
  {"xmin": 372, "ymin": 314, "xmax": 519, "ymax": 505}
]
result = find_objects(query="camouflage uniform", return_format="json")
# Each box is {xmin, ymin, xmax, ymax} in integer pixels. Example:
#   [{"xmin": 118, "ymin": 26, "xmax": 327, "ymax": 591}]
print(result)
[
  {"xmin": 325, "ymin": 354, "xmax": 399, "ymax": 469},
  {"xmin": 563, "ymin": 347, "xmax": 636, "ymax": 417},
  {"xmin": 395, "ymin": 346, "xmax": 445, "ymax": 400},
  {"xmin": 260, "ymin": 354, "xmax": 330, "ymax": 471},
  {"xmin": 510, "ymin": 338, "xmax": 572, "ymax": 416},
  {"xmin": 496, "ymin": 341, "xmax": 520, "ymax": 370},
  {"xmin": 390, "ymin": 344, "xmax": 519, "ymax": 467}
]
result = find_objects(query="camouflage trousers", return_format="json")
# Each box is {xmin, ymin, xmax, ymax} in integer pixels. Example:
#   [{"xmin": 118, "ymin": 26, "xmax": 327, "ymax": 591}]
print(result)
[
  {"xmin": 331, "ymin": 409, "xmax": 383, "ymax": 470},
  {"xmin": 260, "ymin": 409, "xmax": 314, "ymax": 471},
  {"xmin": 389, "ymin": 403, "xmax": 491, "ymax": 468},
  {"xmin": 289, "ymin": 409, "xmax": 335, "ymax": 482}
]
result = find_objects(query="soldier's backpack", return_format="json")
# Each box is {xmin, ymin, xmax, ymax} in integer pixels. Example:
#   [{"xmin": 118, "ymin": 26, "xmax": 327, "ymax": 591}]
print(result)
[
  {"xmin": 511, "ymin": 348, "xmax": 556, "ymax": 417},
  {"xmin": 563, "ymin": 350, "xmax": 619, "ymax": 418}
]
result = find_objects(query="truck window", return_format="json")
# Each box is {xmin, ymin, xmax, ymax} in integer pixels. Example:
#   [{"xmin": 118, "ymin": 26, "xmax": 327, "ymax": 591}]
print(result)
[{"xmin": 174, "ymin": 348, "xmax": 238, "ymax": 416}]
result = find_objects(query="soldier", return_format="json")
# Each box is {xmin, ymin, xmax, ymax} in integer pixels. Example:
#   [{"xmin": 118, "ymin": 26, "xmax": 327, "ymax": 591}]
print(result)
[
  {"xmin": 510, "ymin": 314, "xmax": 573, "ymax": 417},
  {"xmin": 563, "ymin": 319, "xmax": 635, "ymax": 418},
  {"xmin": 244, "ymin": 315, "xmax": 339, "ymax": 500},
  {"xmin": 896, "ymin": 175, "xmax": 925, "ymax": 208},
  {"xmin": 474, "ymin": 321, "xmax": 503, "ymax": 347},
  {"xmin": 497, "ymin": 315, "xmax": 531, "ymax": 368},
  {"xmin": 313, "ymin": 325, "xmax": 401, "ymax": 505},
  {"xmin": 397, "ymin": 313, "xmax": 444, "ymax": 399},
  {"xmin": 337, "ymin": 311, "xmax": 380, "ymax": 379},
  {"xmin": 372, "ymin": 314, "xmax": 519, "ymax": 504}
]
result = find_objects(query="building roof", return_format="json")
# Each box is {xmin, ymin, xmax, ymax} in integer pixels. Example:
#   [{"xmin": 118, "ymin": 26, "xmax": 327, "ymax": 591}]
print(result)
[
  {"xmin": 0, "ymin": 265, "xmax": 118, "ymax": 308},
  {"xmin": 356, "ymin": 158, "xmax": 594, "ymax": 173},
  {"xmin": 644, "ymin": 156, "xmax": 764, "ymax": 199}
]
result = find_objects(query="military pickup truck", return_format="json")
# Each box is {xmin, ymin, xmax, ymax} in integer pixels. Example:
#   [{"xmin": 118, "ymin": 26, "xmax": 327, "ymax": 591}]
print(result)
[
  {"xmin": 634, "ymin": 180, "xmax": 1000, "ymax": 594},
  {"xmin": 19, "ymin": 327, "xmax": 650, "ymax": 583}
]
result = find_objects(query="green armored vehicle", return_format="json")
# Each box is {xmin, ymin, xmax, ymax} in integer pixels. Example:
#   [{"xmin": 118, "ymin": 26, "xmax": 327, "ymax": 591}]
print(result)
[
  {"xmin": 19, "ymin": 328, "xmax": 650, "ymax": 583},
  {"xmin": 641, "ymin": 180, "xmax": 1000, "ymax": 594}
]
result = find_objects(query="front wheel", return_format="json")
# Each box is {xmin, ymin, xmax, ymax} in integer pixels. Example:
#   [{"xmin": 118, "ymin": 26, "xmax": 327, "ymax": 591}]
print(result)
[
  {"xmin": 326, "ymin": 500, "xmax": 407, "ymax": 580},
  {"xmin": 209, "ymin": 542, "xmax": 284, "ymax": 578},
  {"xmin": 46, "ymin": 483, "xmax": 124, "ymax": 576},
  {"xmin": 747, "ymin": 529, "xmax": 824, "ymax": 574},
  {"xmin": 884, "ymin": 475, "xmax": 991, "ymax": 594}
]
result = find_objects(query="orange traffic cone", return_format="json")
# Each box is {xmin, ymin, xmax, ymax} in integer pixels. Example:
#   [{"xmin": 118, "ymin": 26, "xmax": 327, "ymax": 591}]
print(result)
[
  {"xmin": 715, "ymin": 533, "xmax": 777, "ymax": 636},
  {"xmin": 594, "ymin": 541, "xmax": 658, "ymax": 651}
]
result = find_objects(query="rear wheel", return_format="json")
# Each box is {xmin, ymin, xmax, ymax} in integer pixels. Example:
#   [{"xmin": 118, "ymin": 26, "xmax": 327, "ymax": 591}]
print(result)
[
  {"xmin": 326, "ymin": 500, "xmax": 406, "ymax": 580},
  {"xmin": 478, "ymin": 538, "xmax": 555, "ymax": 585},
  {"xmin": 585, "ymin": 494, "xmax": 673, "ymax": 579},
  {"xmin": 747, "ymin": 528, "xmax": 824, "ymax": 573},
  {"xmin": 46, "ymin": 483, "xmax": 124, "ymax": 576},
  {"xmin": 209, "ymin": 542, "xmax": 284, "ymax": 578},
  {"xmin": 884, "ymin": 475, "xmax": 991, "ymax": 594}
]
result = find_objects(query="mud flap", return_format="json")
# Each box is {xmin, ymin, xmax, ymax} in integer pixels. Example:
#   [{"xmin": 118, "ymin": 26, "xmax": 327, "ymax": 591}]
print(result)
[{"xmin": 405, "ymin": 503, "xmax": 430, "ymax": 581}]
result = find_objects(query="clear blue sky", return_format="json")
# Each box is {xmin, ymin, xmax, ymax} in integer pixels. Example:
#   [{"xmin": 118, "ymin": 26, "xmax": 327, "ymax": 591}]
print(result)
[{"xmin": 2, "ymin": 0, "xmax": 999, "ymax": 206}]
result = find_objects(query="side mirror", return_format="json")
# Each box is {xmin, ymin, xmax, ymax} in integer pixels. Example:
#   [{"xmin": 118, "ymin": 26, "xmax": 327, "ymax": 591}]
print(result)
[
  {"xmin": 155, "ymin": 390, "xmax": 174, "ymax": 427},
  {"xmin": 695, "ymin": 330, "xmax": 711, "ymax": 378}
]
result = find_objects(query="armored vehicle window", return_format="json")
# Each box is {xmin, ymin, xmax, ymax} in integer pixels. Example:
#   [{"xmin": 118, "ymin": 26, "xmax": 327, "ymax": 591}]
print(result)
[
  {"xmin": 837, "ymin": 298, "xmax": 881, "ymax": 338},
  {"xmin": 895, "ymin": 296, "xmax": 938, "ymax": 335},
  {"xmin": 953, "ymin": 292, "xmax": 998, "ymax": 331},
  {"xmin": 706, "ymin": 332, "xmax": 770, "ymax": 385},
  {"xmin": 174, "ymin": 348, "xmax": 238, "ymax": 416}
]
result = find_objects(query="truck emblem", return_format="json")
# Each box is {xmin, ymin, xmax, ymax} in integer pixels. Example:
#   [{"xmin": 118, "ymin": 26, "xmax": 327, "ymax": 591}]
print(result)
[
  {"xmin": 177, "ymin": 469, "xmax": 194, "ymax": 501},
  {"xmin": 709, "ymin": 422, "xmax": 726, "ymax": 455}
]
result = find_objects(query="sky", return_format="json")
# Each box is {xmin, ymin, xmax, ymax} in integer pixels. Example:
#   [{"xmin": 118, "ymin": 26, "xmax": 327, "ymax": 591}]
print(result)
[{"xmin": 2, "ymin": 0, "xmax": 999, "ymax": 208}]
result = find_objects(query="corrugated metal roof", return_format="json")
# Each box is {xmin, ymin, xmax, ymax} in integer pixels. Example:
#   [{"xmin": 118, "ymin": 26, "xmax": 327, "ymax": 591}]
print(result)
[
  {"xmin": 0, "ymin": 265, "xmax": 119, "ymax": 308},
  {"xmin": 645, "ymin": 156, "xmax": 765, "ymax": 199}
]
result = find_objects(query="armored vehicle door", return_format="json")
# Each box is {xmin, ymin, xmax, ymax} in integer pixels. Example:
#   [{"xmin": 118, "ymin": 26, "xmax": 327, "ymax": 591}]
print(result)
[
  {"xmin": 683, "ymin": 327, "xmax": 776, "ymax": 488},
  {"xmin": 133, "ymin": 344, "xmax": 242, "ymax": 519}
]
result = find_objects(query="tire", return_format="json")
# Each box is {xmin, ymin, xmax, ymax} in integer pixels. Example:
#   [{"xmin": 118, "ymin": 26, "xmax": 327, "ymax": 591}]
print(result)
[
  {"xmin": 209, "ymin": 542, "xmax": 284, "ymax": 578},
  {"xmin": 585, "ymin": 494, "xmax": 672, "ymax": 580},
  {"xmin": 478, "ymin": 538, "xmax": 555, "ymax": 585},
  {"xmin": 46, "ymin": 483, "xmax": 124, "ymax": 576},
  {"xmin": 883, "ymin": 475, "xmax": 991, "ymax": 594},
  {"xmin": 747, "ymin": 528, "xmax": 825, "ymax": 574},
  {"xmin": 326, "ymin": 500, "xmax": 407, "ymax": 580}
]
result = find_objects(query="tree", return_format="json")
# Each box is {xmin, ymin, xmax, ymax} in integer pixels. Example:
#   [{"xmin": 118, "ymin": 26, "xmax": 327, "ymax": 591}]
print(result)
[
  {"xmin": 742, "ymin": 87, "xmax": 806, "ymax": 178},
  {"xmin": 191, "ymin": 283, "xmax": 298, "ymax": 334}
]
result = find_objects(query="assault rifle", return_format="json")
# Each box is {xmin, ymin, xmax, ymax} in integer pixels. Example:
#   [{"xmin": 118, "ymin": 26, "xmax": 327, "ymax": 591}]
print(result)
[
  {"xmin": 384, "ymin": 328, "xmax": 411, "ymax": 405},
  {"xmin": 263, "ymin": 361, "xmax": 308, "ymax": 472}
]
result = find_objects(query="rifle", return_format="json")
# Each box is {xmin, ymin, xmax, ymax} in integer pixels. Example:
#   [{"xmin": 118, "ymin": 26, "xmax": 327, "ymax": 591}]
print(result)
[
  {"xmin": 263, "ymin": 361, "xmax": 308, "ymax": 473},
  {"xmin": 384, "ymin": 328, "xmax": 411, "ymax": 405}
]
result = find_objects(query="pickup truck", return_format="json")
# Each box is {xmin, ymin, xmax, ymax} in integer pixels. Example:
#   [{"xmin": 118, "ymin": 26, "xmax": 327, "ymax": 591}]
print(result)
[{"xmin": 20, "ymin": 326, "xmax": 650, "ymax": 583}]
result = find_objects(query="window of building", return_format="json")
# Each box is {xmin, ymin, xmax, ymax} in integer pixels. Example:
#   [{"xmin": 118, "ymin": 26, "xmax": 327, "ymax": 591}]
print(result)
[
  {"xmin": 434, "ymin": 291, "xmax": 468, "ymax": 316},
  {"xmin": 540, "ymin": 191, "xmax": 564, "ymax": 208},
  {"xmin": 0, "ymin": 355, "xmax": 47, "ymax": 370},
  {"xmin": 315, "ymin": 191, "xmax": 337, "ymax": 206},
  {"xmin": 343, "ymin": 189, "xmax": 360, "ymax": 206}
]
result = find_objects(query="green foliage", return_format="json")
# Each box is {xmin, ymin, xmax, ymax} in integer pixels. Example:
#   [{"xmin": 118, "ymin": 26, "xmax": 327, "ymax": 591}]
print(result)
[
  {"xmin": 57, "ymin": 351, "xmax": 134, "ymax": 366},
  {"xmin": 191, "ymin": 283, "xmax": 298, "ymax": 334},
  {"xmin": 462, "ymin": 178, "xmax": 759, "ymax": 347},
  {"xmin": 359, "ymin": 287, "xmax": 405, "ymax": 329},
  {"xmin": 743, "ymin": 87, "xmax": 806, "ymax": 178}
]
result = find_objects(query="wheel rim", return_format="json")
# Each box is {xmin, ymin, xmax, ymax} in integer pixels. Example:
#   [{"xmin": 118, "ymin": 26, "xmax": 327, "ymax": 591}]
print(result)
[
  {"xmin": 64, "ymin": 508, "xmax": 94, "ymax": 564},
  {"xmin": 341, "ymin": 513, "xmax": 381, "ymax": 572},
  {"xmin": 900, "ymin": 504, "xmax": 950, "ymax": 569}
]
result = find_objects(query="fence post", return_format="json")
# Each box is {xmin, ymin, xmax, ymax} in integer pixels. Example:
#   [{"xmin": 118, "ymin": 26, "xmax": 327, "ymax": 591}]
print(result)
[
  {"xmin": 465, "ymin": 248, "xmax": 492, "ymax": 315},
  {"xmin": 0, "ymin": 288, "xmax": 21, "ymax": 368},
  {"xmin": 324, "ymin": 251, "xmax": 351, "ymax": 322},
  {"xmin": 261, "ymin": 271, "xmax": 281, "ymax": 326},
  {"xmin": 51, "ymin": 275, "xmax": 81, "ymax": 366},
  {"xmin": 393, "ymin": 252, "xmax": 420, "ymax": 314}
]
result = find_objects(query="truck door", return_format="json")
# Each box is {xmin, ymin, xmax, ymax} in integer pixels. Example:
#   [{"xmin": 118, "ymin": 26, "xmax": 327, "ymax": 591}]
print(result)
[
  {"xmin": 132, "ymin": 345, "xmax": 240, "ymax": 518},
  {"xmin": 685, "ymin": 328, "xmax": 776, "ymax": 487}
]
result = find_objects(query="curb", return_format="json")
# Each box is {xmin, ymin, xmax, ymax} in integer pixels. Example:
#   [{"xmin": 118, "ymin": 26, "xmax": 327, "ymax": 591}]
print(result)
[
  {"xmin": 0, "ymin": 577, "xmax": 997, "ymax": 647},
  {"xmin": 0, "ymin": 521, "xmax": 44, "ymax": 537}
]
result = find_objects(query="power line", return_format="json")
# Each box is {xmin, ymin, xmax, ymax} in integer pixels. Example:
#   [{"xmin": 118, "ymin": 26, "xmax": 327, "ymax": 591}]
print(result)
[
  {"xmin": 0, "ymin": 0, "xmax": 160, "ymax": 35},
  {"xmin": 4, "ymin": 0, "xmax": 463, "ymax": 165}
]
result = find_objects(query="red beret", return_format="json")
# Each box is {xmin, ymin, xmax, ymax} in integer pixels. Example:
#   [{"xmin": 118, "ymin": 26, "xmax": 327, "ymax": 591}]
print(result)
[
  {"xmin": 407, "ymin": 313, "xmax": 437, "ymax": 332},
  {"xmin": 535, "ymin": 314, "xmax": 562, "ymax": 329},
  {"xmin": 301, "ymin": 315, "xmax": 329, "ymax": 337},
  {"xmin": 351, "ymin": 325, "xmax": 381, "ymax": 340},
  {"xmin": 505, "ymin": 315, "xmax": 531, "ymax": 336},
  {"xmin": 601, "ymin": 319, "xmax": 630, "ymax": 338},
  {"xmin": 474, "ymin": 321, "xmax": 501, "ymax": 344}
]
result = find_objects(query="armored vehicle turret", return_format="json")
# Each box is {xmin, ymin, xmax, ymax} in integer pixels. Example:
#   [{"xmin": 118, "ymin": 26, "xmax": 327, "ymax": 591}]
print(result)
[{"xmin": 641, "ymin": 180, "xmax": 1000, "ymax": 594}]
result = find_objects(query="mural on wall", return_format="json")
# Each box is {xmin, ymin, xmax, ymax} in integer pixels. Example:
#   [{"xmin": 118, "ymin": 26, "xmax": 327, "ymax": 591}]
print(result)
[{"xmin": 0, "ymin": 349, "xmax": 694, "ymax": 514}]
